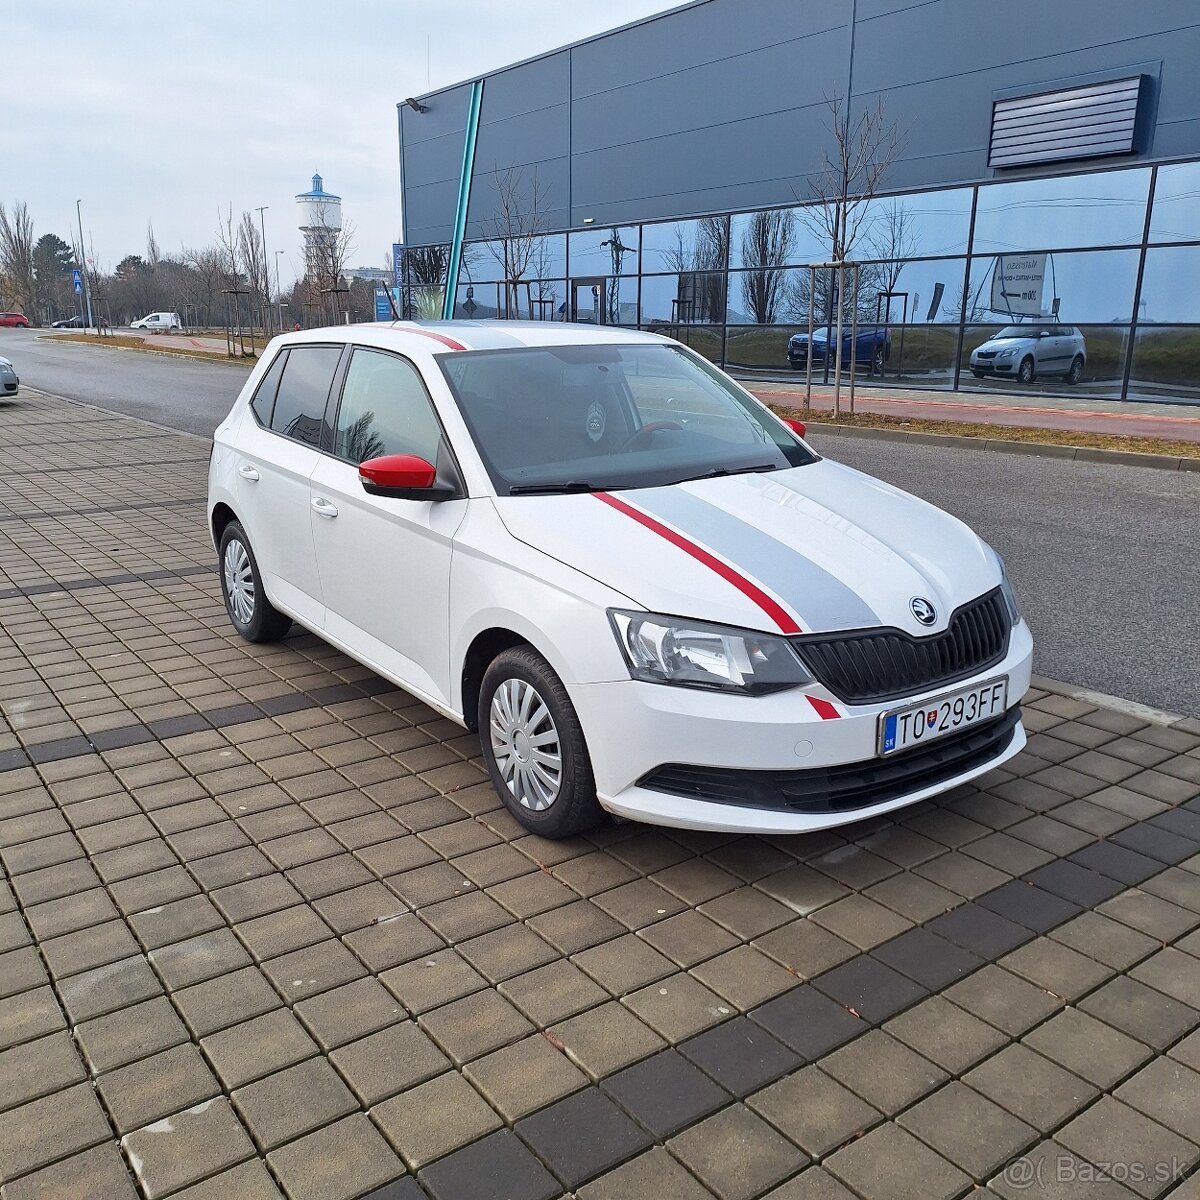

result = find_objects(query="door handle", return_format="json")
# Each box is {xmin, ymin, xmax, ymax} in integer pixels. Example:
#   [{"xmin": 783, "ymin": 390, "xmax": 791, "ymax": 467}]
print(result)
[
  {"xmin": 238, "ymin": 464, "xmax": 260, "ymax": 481},
  {"xmin": 311, "ymin": 497, "xmax": 339, "ymax": 518}
]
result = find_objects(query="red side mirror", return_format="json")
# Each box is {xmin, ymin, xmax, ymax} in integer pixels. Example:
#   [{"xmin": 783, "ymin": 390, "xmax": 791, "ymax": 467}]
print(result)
[
  {"xmin": 783, "ymin": 417, "xmax": 807, "ymax": 438},
  {"xmin": 359, "ymin": 454, "xmax": 437, "ymax": 490}
]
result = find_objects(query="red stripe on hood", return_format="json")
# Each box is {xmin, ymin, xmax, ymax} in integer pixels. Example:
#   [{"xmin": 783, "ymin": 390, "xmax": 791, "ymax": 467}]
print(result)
[{"xmin": 594, "ymin": 492, "xmax": 802, "ymax": 635}]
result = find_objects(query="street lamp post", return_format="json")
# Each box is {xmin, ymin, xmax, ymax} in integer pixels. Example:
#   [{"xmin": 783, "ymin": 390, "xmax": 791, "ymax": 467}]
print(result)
[
  {"xmin": 275, "ymin": 250, "xmax": 287, "ymax": 331},
  {"xmin": 75, "ymin": 199, "xmax": 95, "ymax": 332},
  {"xmin": 255, "ymin": 206, "xmax": 271, "ymax": 333}
]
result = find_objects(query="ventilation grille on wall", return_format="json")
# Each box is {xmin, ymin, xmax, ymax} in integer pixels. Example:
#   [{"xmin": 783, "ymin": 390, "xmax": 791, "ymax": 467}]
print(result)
[{"xmin": 989, "ymin": 76, "xmax": 1145, "ymax": 169}]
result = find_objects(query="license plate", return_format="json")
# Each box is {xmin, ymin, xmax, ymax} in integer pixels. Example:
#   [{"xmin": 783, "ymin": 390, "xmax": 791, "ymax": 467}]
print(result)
[{"xmin": 879, "ymin": 677, "xmax": 1008, "ymax": 756}]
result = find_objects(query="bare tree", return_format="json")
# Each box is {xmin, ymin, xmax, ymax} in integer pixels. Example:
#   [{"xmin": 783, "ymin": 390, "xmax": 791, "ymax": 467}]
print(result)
[
  {"xmin": 799, "ymin": 93, "xmax": 905, "ymax": 412},
  {"xmin": 237, "ymin": 211, "xmax": 270, "ymax": 332},
  {"xmin": 405, "ymin": 244, "xmax": 448, "ymax": 319},
  {"xmin": 740, "ymin": 208, "xmax": 796, "ymax": 324},
  {"xmin": 481, "ymin": 166, "xmax": 549, "ymax": 319},
  {"xmin": 0, "ymin": 202, "xmax": 37, "ymax": 322},
  {"xmin": 146, "ymin": 222, "xmax": 162, "ymax": 271},
  {"xmin": 865, "ymin": 198, "xmax": 921, "ymax": 312},
  {"xmin": 662, "ymin": 217, "xmax": 728, "ymax": 324}
]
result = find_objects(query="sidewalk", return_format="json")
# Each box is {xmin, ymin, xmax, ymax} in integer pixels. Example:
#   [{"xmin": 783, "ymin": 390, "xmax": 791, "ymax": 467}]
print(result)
[
  {"xmin": 0, "ymin": 386, "xmax": 1198, "ymax": 1200},
  {"xmin": 751, "ymin": 382, "xmax": 1200, "ymax": 444}
]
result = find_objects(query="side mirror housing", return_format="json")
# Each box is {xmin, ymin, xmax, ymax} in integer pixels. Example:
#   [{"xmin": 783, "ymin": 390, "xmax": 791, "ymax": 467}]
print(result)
[
  {"xmin": 782, "ymin": 417, "xmax": 807, "ymax": 438},
  {"xmin": 359, "ymin": 454, "xmax": 455, "ymax": 501}
]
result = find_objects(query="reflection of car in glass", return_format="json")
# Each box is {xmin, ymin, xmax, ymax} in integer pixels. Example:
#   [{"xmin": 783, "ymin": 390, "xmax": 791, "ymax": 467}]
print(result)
[
  {"xmin": 970, "ymin": 325, "xmax": 1086, "ymax": 385},
  {"xmin": 0, "ymin": 356, "xmax": 17, "ymax": 394},
  {"xmin": 0, "ymin": 312, "xmax": 30, "ymax": 328},
  {"xmin": 787, "ymin": 326, "xmax": 890, "ymax": 374},
  {"xmin": 209, "ymin": 322, "xmax": 1031, "ymax": 839}
]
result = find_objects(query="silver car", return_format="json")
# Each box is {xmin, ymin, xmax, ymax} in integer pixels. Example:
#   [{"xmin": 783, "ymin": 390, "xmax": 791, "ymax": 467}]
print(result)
[
  {"xmin": 970, "ymin": 324, "xmax": 1086, "ymax": 385},
  {"xmin": 0, "ymin": 356, "xmax": 17, "ymax": 396}
]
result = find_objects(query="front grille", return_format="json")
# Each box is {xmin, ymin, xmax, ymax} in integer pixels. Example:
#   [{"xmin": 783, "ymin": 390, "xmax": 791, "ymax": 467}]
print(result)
[
  {"xmin": 976, "ymin": 350, "xmax": 998, "ymax": 360},
  {"xmin": 639, "ymin": 707, "xmax": 1020, "ymax": 815},
  {"xmin": 796, "ymin": 588, "xmax": 1011, "ymax": 705}
]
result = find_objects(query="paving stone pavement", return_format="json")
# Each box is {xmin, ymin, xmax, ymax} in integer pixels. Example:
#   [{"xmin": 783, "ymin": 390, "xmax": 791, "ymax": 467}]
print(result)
[{"xmin": 1, "ymin": 388, "xmax": 1199, "ymax": 1200}]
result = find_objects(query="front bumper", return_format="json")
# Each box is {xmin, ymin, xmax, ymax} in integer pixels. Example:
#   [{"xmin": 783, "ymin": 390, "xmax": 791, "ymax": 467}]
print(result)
[
  {"xmin": 570, "ymin": 620, "xmax": 1033, "ymax": 834},
  {"xmin": 971, "ymin": 357, "xmax": 1015, "ymax": 376}
]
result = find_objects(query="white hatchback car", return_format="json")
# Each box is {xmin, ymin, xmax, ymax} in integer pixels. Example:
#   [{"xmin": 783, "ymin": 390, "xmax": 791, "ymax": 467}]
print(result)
[{"xmin": 208, "ymin": 322, "xmax": 1032, "ymax": 837}]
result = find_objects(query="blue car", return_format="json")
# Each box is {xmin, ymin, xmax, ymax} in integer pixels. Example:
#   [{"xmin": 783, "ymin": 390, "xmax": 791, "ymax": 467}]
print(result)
[{"xmin": 787, "ymin": 326, "xmax": 891, "ymax": 374}]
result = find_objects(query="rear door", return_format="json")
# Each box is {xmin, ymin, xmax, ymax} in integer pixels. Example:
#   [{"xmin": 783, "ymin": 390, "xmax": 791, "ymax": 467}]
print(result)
[{"xmin": 233, "ymin": 343, "xmax": 343, "ymax": 628}]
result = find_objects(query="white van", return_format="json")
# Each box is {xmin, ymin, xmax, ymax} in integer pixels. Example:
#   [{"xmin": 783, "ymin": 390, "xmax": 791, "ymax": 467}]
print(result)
[{"xmin": 131, "ymin": 312, "xmax": 182, "ymax": 333}]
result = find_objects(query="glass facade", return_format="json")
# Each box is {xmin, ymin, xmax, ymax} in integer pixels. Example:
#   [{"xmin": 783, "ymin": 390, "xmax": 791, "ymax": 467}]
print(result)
[{"xmin": 411, "ymin": 159, "xmax": 1200, "ymax": 402}]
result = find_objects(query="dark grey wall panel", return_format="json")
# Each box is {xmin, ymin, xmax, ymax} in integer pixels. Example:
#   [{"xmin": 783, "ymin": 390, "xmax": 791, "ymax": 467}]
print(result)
[{"xmin": 399, "ymin": 0, "xmax": 1200, "ymax": 247}]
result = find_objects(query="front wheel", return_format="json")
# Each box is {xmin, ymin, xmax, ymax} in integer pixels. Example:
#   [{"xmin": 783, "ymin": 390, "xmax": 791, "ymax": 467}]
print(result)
[
  {"xmin": 219, "ymin": 520, "xmax": 292, "ymax": 643},
  {"xmin": 1065, "ymin": 356, "xmax": 1083, "ymax": 385},
  {"xmin": 478, "ymin": 646, "xmax": 603, "ymax": 838},
  {"xmin": 872, "ymin": 346, "xmax": 886, "ymax": 375},
  {"xmin": 1017, "ymin": 356, "xmax": 1035, "ymax": 385}
]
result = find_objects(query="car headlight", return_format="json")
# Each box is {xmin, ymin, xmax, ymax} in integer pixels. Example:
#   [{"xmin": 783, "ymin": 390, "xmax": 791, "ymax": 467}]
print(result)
[
  {"xmin": 984, "ymin": 547, "xmax": 1021, "ymax": 623},
  {"xmin": 997, "ymin": 348, "xmax": 1016, "ymax": 359},
  {"xmin": 609, "ymin": 611, "xmax": 813, "ymax": 694}
]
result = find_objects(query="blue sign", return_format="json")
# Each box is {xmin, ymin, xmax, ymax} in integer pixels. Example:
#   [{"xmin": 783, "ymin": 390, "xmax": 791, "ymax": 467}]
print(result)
[
  {"xmin": 72, "ymin": 268, "xmax": 82, "ymax": 294},
  {"xmin": 375, "ymin": 288, "xmax": 393, "ymax": 321},
  {"xmin": 392, "ymin": 244, "xmax": 404, "ymax": 289}
]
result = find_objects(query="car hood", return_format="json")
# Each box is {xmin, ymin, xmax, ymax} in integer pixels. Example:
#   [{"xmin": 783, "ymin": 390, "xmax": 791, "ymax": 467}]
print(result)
[{"xmin": 492, "ymin": 460, "xmax": 999, "ymax": 636}]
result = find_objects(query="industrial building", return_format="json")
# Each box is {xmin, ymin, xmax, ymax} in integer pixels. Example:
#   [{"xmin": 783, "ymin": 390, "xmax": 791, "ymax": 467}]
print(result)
[{"xmin": 397, "ymin": 0, "xmax": 1200, "ymax": 401}]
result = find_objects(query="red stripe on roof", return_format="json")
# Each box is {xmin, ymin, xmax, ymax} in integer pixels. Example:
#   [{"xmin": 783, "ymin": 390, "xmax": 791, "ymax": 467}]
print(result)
[
  {"xmin": 398, "ymin": 326, "xmax": 467, "ymax": 352},
  {"xmin": 594, "ymin": 492, "xmax": 802, "ymax": 635},
  {"xmin": 806, "ymin": 696, "xmax": 841, "ymax": 720}
]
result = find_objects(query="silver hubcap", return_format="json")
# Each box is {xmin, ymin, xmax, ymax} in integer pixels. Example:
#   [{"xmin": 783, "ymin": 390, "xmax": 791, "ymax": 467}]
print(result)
[
  {"xmin": 489, "ymin": 678, "xmax": 562, "ymax": 811},
  {"xmin": 223, "ymin": 540, "xmax": 255, "ymax": 625}
]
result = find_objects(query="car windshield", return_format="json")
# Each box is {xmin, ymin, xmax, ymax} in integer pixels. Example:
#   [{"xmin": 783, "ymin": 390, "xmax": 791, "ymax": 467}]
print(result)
[
  {"xmin": 440, "ymin": 343, "xmax": 816, "ymax": 495},
  {"xmin": 994, "ymin": 326, "xmax": 1037, "ymax": 339}
]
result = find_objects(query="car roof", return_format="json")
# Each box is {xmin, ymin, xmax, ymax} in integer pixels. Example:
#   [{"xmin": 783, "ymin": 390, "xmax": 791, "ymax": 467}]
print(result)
[{"xmin": 272, "ymin": 321, "xmax": 670, "ymax": 356}]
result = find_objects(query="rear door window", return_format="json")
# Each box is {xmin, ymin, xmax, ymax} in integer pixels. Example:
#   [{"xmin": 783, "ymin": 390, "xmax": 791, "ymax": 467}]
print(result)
[{"xmin": 269, "ymin": 345, "xmax": 343, "ymax": 446}]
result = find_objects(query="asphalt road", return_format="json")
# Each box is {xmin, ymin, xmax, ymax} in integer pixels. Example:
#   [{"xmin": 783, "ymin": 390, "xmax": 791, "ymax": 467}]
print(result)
[
  {"xmin": 1, "ymin": 328, "xmax": 249, "ymax": 437},
  {"xmin": 4, "ymin": 329, "xmax": 1197, "ymax": 714}
]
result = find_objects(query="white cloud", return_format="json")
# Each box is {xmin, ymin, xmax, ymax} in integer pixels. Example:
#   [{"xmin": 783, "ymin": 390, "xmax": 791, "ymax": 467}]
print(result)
[{"xmin": 2, "ymin": 0, "xmax": 680, "ymax": 281}]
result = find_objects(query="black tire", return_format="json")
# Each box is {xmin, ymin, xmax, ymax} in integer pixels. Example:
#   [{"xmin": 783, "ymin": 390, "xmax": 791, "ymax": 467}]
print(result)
[
  {"xmin": 789, "ymin": 360, "xmax": 804, "ymax": 371},
  {"xmin": 1017, "ymin": 355, "xmax": 1035, "ymax": 385},
  {"xmin": 478, "ymin": 646, "xmax": 604, "ymax": 838},
  {"xmin": 218, "ymin": 520, "xmax": 292, "ymax": 643},
  {"xmin": 872, "ymin": 346, "xmax": 886, "ymax": 375},
  {"xmin": 1065, "ymin": 355, "xmax": 1083, "ymax": 385},
  {"xmin": 971, "ymin": 370, "xmax": 986, "ymax": 379}
]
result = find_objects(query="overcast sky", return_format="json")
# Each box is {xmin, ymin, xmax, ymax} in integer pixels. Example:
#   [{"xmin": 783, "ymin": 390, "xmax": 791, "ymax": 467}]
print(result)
[{"xmin": 3, "ymin": 1, "xmax": 678, "ymax": 284}]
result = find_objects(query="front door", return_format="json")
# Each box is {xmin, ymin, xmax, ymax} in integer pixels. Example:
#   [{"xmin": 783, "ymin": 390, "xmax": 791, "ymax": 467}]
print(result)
[
  {"xmin": 571, "ymin": 278, "xmax": 606, "ymax": 324},
  {"xmin": 309, "ymin": 346, "xmax": 467, "ymax": 709}
]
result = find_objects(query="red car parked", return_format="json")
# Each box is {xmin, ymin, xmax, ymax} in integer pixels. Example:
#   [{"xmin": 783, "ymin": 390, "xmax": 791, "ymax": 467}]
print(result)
[{"xmin": 0, "ymin": 312, "xmax": 31, "ymax": 328}]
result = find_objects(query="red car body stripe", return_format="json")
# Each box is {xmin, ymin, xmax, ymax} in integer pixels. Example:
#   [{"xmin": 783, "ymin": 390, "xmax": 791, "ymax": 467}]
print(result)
[
  {"xmin": 806, "ymin": 695, "xmax": 841, "ymax": 720},
  {"xmin": 594, "ymin": 492, "xmax": 802, "ymax": 635},
  {"xmin": 398, "ymin": 327, "xmax": 467, "ymax": 352}
]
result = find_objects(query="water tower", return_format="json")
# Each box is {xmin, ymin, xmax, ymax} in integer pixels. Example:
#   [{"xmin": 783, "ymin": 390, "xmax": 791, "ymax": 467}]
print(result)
[{"xmin": 295, "ymin": 172, "xmax": 342, "ymax": 280}]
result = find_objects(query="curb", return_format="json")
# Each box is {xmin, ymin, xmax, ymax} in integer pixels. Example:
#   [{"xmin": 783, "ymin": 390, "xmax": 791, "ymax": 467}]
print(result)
[
  {"xmin": 1030, "ymin": 673, "xmax": 1196, "ymax": 729},
  {"xmin": 36, "ymin": 334, "xmax": 257, "ymax": 368},
  {"xmin": 803, "ymin": 420, "xmax": 1200, "ymax": 472}
]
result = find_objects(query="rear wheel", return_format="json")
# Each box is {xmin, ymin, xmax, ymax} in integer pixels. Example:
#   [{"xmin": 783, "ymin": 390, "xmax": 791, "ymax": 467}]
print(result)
[
  {"xmin": 478, "ymin": 646, "xmax": 603, "ymax": 838},
  {"xmin": 872, "ymin": 346, "xmax": 886, "ymax": 375},
  {"xmin": 1065, "ymin": 355, "xmax": 1083, "ymax": 385},
  {"xmin": 218, "ymin": 521, "xmax": 292, "ymax": 643},
  {"xmin": 1017, "ymin": 356, "xmax": 1035, "ymax": 385}
]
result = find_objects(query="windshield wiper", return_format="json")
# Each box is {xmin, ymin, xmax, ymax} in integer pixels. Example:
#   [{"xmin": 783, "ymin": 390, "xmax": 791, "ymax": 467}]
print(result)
[
  {"xmin": 507, "ymin": 480, "xmax": 631, "ymax": 496},
  {"xmin": 673, "ymin": 462, "xmax": 778, "ymax": 484}
]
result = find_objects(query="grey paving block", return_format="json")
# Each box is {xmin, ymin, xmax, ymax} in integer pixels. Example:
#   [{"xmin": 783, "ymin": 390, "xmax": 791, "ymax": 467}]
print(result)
[
  {"xmin": 97, "ymin": 1042, "xmax": 221, "ymax": 1134},
  {"xmin": 669, "ymin": 1104, "xmax": 807, "ymax": 1200},
  {"xmin": 0, "ymin": 1082, "xmax": 113, "ymax": 1184},
  {"xmin": 601, "ymin": 1047, "xmax": 729, "ymax": 1137},
  {"xmin": 372, "ymin": 1070, "xmax": 502, "ymax": 1170},
  {"xmin": 266, "ymin": 1114, "xmax": 406, "ymax": 1200},
  {"xmin": 418, "ymin": 1129, "xmax": 559, "ymax": 1200},
  {"xmin": 749, "ymin": 1065, "xmax": 881, "ymax": 1158},
  {"xmin": 750, "ymin": 980, "xmax": 865, "ymax": 1060},
  {"xmin": 232, "ymin": 1057, "xmax": 358, "ymax": 1151},
  {"xmin": 679, "ymin": 1015, "xmax": 800, "ymax": 1097},
  {"xmin": 0, "ymin": 1031, "xmax": 86, "ymax": 1112},
  {"xmin": 0, "ymin": 1141, "xmax": 139, "ymax": 1200},
  {"xmin": 826, "ymin": 1122, "xmax": 970, "ymax": 1200},
  {"xmin": 121, "ymin": 1096, "xmax": 256, "ymax": 1200},
  {"xmin": 964, "ymin": 1043, "xmax": 1098, "ymax": 1131}
]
